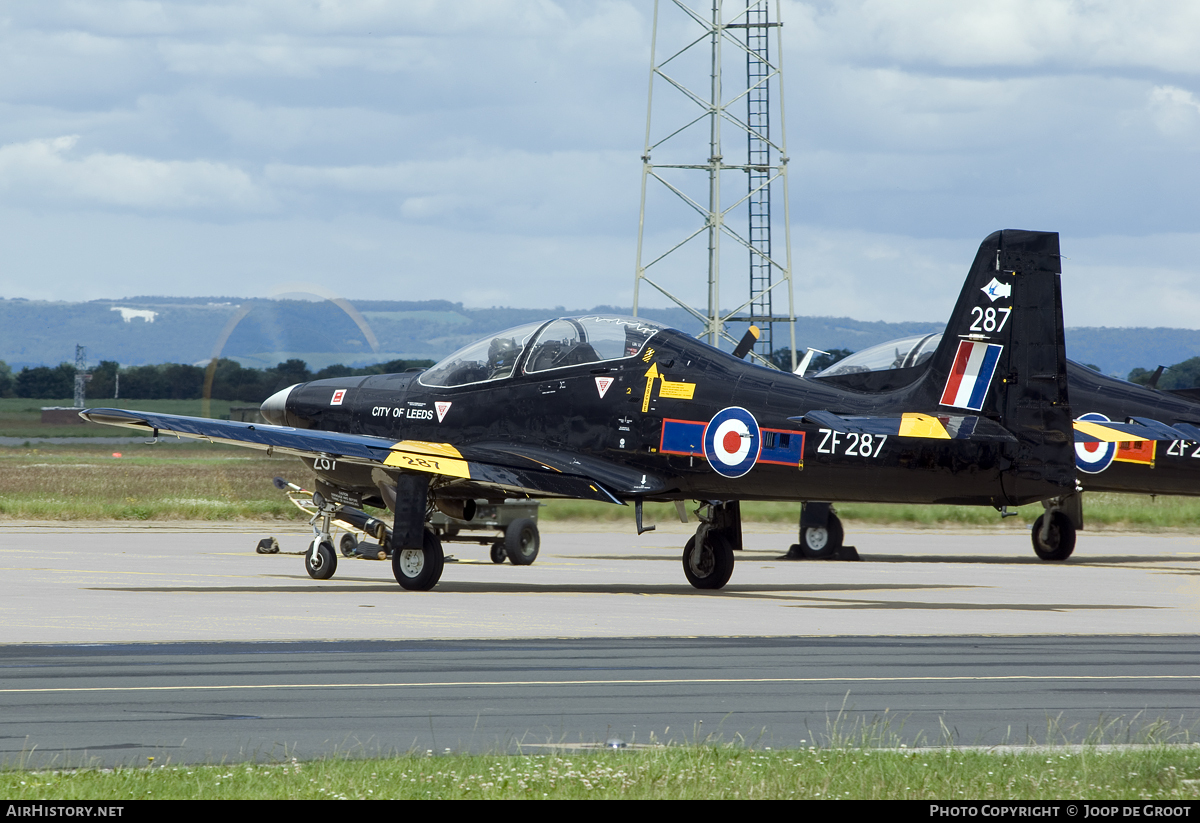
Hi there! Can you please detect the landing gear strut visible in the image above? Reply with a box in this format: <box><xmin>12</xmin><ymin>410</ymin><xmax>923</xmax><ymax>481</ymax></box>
<box><xmin>682</xmin><ymin>501</ymin><xmax>740</xmax><ymax>590</ymax></box>
<box><xmin>389</xmin><ymin>474</ymin><xmax>445</xmax><ymax>590</ymax></box>
<box><xmin>304</xmin><ymin>490</ymin><xmax>340</xmax><ymax>580</ymax></box>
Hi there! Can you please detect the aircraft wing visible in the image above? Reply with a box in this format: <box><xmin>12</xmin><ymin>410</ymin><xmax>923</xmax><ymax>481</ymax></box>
<box><xmin>80</xmin><ymin>408</ymin><xmax>632</xmax><ymax>504</ymax></box>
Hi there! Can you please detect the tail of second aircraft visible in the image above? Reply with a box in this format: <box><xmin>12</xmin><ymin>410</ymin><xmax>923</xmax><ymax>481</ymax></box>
<box><xmin>914</xmin><ymin>229</ymin><xmax>1075</xmax><ymax>504</ymax></box>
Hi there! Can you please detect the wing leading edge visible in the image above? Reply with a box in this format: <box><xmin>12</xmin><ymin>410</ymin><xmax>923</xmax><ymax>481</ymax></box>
<box><xmin>80</xmin><ymin>408</ymin><xmax>631</xmax><ymax>504</ymax></box>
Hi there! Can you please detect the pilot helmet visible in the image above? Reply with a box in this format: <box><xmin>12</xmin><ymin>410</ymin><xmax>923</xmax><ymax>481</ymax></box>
<box><xmin>488</xmin><ymin>336</ymin><xmax>519</xmax><ymax>367</ymax></box>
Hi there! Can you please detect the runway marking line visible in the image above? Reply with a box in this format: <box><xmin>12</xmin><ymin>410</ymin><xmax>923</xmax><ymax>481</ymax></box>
<box><xmin>5</xmin><ymin>674</ymin><xmax>1200</xmax><ymax>695</ymax></box>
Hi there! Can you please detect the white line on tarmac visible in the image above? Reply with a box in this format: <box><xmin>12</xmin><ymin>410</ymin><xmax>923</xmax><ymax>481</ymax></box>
<box><xmin>6</xmin><ymin>673</ymin><xmax>1200</xmax><ymax>694</ymax></box>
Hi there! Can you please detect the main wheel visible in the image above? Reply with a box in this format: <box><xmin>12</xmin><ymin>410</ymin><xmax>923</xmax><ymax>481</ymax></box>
<box><xmin>392</xmin><ymin>528</ymin><xmax>445</xmax><ymax>591</ymax></box>
<box><xmin>1031</xmin><ymin>512</ymin><xmax>1076</xmax><ymax>561</ymax></box>
<box><xmin>339</xmin><ymin>533</ymin><xmax>358</xmax><ymax>557</ymax></box>
<box><xmin>490</xmin><ymin>541</ymin><xmax>507</xmax><ymax>564</ymax></box>
<box><xmin>682</xmin><ymin>532</ymin><xmax>735</xmax><ymax>590</ymax></box>
<box><xmin>504</xmin><ymin>517</ymin><xmax>540</xmax><ymax>565</ymax></box>
<box><xmin>800</xmin><ymin>513</ymin><xmax>844</xmax><ymax>560</ymax></box>
<box><xmin>305</xmin><ymin>539</ymin><xmax>337</xmax><ymax>580</ymax></box>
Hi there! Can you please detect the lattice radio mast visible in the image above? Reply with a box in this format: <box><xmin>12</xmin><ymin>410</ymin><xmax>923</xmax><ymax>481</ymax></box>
<box><xmin>632</xmin><ymin>0</ymin><xmax>796</xmax><ymax>368</ymax></box>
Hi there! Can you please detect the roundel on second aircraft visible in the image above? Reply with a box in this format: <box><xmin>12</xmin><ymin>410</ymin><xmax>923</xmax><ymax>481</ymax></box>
<box><xmin>703</xmin><ymin>406</ymin><xmax>762</xmax><ymax>478</ymax></box>
<box><xmin>1075</xmin><ymin>411</ymin><xmax>1116</xmax><ymax>474</ymax></box>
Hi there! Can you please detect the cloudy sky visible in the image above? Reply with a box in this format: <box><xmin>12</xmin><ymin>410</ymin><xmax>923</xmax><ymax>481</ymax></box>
<box><xmin>2</xmin><ymin>0</ymin><xmax>1200</xmax><ymax>329</ymax></box>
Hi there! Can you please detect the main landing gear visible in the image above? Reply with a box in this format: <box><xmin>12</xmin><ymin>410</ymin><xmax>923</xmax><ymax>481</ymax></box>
<box><xmin>793</xmin><ymin>502</ymin><xmax>844</xmax><ymax>559</ymax></box>
<box><xmin>782</xmin><ymin>502</ymin><xmax>855</xmax><ymax>560</ymax></box>
<box><xmin>682</xmin><ymin>501</ymin><xmax>741</xmax><ymax>590</ymax></box>
<box><xmin>1031</xmin><ymin>492</ymin><xmax>1081</xmax><ymax>561</ymax></box>
<box><xmin>392</xmin><ymin>528</ymin><xmax>445</xmax><ymax>591</ymax></box>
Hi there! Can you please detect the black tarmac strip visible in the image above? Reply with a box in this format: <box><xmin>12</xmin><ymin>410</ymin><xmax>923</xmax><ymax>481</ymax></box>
<box><xmin>2</xmin><ymin>635</ymin><xmax>1199</xmax><ymax>767</ymax></box>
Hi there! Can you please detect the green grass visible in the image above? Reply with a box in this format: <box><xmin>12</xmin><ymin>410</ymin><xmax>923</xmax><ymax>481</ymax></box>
<box><xmin>3</xmin><ymin>743</ymin><xmax>1200</xmax><ymax>800</ymax></box>
<box><xmin>0</xmin><ymin>397</ymin><xmax>242</xmax><ymax>438</ymax></box>
<box><xmin>0</xmin><ymin>443</ymin><xmax>302</xmax><ymax>521</ymax></box>
<box><xmin>3</xmin><ymin>442</ymin><xmax>1200</xmax><ymax>528</ymax></box>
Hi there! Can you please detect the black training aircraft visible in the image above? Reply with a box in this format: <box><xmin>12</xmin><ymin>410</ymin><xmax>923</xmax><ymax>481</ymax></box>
<box><xmin>795</xmin><ymin>337</ymin><xmax>1200</xmax><ymax>562</ymax></box>
<box><xmin>82</xmin><ymin>229</ymin><xmax>1178</xmax><ymax>591</ymax></box>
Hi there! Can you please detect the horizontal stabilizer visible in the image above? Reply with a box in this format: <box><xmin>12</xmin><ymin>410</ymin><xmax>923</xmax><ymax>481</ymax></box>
<box><xmin>1173</xmin><ymin>422</ymin><xmax>1200</xmax><ymax>441</ymax></box>
<box><xmin>1126</xmin><ymin>416</ymin><xmax>1196</xmax><ymax>440</ymax></box>
<box><xmin>1072</xmin><ymin>418</ymin><xmax>1192</xmax><ymax>443</ymax></box>
<box><xmin>791</xmin><ymin>411</ymin><xmax>1018</xmax><ymax>442</ymax></box>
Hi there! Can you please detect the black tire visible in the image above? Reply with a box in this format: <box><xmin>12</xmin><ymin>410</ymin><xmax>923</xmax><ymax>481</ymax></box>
<box><xmin>504</xmin><ymin>518</ymin><xmax>540</xmax><ymax>566</ymax></box>
<box><xmin>305</xmin><ymin>539</ymin><xmax>337</xmax><ymax>580</ymax></box>
<box><xmin>339</xmin><ymin>533</ymin><xmax>358</xmax><ymax>557</ymax></box>
<box><xmin>799</xmin><ymin>513</ymin><xmax>844</xmax><ymax>560</ymax></box>
<box><xmin>392</xmin><ymin>528</ymin><xmax>445</xmax><ymax>591</ymax></box>
<box><xmin>490</xmin><ymin>541</ymin><xmax>507</xmax><ymax>564</ymax></box>
<box><xmin>1032</xmin><ymin>512</ymin><xmax>1076</xmax><ymax>561</ymax></box>
<box><xmin>682</xmin><ymin>531</ymin><xmax>735</xmax><ymax>590</ymax></box>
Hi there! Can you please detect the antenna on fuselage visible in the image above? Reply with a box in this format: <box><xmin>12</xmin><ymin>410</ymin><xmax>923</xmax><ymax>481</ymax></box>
<box><xmin>794</xmin><ymin>347</ymin><xmax>829</xmax><ymax>376</ymax></box>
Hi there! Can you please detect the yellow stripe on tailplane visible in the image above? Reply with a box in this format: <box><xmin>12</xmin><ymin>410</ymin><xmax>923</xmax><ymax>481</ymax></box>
<box><xmin>898</xmin><ymin>413</ymin><xmax>951</xmax><ymax>439</ymax></box>
<box><xmin>1073</xmin><ymin>420</ymin><xmax>1149</xmax><ymax>443</ymax></box>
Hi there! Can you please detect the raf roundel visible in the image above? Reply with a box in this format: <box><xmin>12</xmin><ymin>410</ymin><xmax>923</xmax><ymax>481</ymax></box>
<box><xmin>1075</xmin><ymin>412</ymin><xmax>1117</xmax><ymax>474</ymax></box>
<box><xmin>703</xmin><ymin>406</ymin><xmax>762</xmax><ymax>478</ymax></box>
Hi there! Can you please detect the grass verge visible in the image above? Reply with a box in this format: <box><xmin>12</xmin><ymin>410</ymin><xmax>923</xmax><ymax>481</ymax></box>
<box><xmin>2</xmin><ymin>443</ymin><xmax>1199</xmax><ymax>529</ymax></box>
<box><xmin>3</xmin><ymin>742</ymin><xmax>1200</xmax><ymax>800</ymax></box>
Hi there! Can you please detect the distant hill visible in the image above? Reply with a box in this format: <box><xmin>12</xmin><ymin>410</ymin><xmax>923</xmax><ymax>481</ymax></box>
<box><xmin>0</xmin><ymin>296</ymin><xmax>1195</xmax><ymax>379</ymax></box>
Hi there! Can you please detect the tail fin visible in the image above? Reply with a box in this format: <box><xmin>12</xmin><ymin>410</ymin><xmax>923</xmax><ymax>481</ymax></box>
<box><xmin>917</xmin><ymin>230</ymin><xmax>1074</xmax><ymax>503</ymax></box>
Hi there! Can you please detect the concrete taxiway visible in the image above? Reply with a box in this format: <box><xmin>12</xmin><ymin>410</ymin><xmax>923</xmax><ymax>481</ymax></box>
<box><xmin>3</xmin><ymin>522</ymin><xmax>1199</xmax><ymax>764</ymax></box>
<box><xmin>0</xmin><ymin>522</ymin><xmax>1198</xmax><ymax>643</ymax></box>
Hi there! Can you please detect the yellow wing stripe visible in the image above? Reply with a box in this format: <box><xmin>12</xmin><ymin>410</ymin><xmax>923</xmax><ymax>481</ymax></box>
<box><xmin>898</xmin><ymin>413</ymin><xmax>951</xmax><ymax>439</ymax></box>
<box><xmin>1073</xmin><ymin>420</ymin><xmax>1149</xmax><ymax>443</ymax></box>
<box><xmin>383</xmin><ymin>450</ymin><xmax>472</xmax><ymax>478</ymax></box>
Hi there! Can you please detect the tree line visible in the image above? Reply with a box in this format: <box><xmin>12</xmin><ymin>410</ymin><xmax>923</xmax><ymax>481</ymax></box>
<box><xmin>2</xmin><ymin>349</ymin><xmax>1194</xmax><ymax>402</ymax></box>
<box><xmin>0</xmin><ymin>358</ymin><xmax>434</xmax><ymax>402</ymax></box>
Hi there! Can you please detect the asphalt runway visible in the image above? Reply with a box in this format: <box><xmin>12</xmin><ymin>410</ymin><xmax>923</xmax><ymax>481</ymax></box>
<box><xmin>2</xmin><ymin>522</ymin><xmax>1199</xmax><ymax>765</ymax></box>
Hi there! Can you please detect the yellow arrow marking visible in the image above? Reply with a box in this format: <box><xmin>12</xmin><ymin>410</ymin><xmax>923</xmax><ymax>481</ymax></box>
<box><xmin>642</xmin><ymin>363</ymin><xmax>660</xmax><ymax>412</ymax></box>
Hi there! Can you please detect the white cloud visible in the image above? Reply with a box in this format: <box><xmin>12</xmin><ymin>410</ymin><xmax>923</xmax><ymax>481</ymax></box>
<box><xmin>264</xmin><ymin>148</ymin><xmax>638</xmax><ymax>231</ymax></box>
<box><xmin>1147</xmin><ymin>85</ymin><xmax>1200</xmax><ymax>138</ymax></box>
<box><xmin>0</xmin><ymin>136</ymin><xmax>270</xmax><ymax>211</ymax></box>
<box><xmin>791</xmin><ymin>0</ymin><xmax>1200</xmax><ymax>73</ymax></box>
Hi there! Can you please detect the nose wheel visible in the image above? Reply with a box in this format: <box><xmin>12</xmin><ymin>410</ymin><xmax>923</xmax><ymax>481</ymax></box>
<box><xmin>305</xmin><ymin>538</ymin><xmax>338</xmax><ymax>580</ymax></box>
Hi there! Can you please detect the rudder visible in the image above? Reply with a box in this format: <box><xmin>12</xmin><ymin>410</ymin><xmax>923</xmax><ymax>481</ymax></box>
<box><xmin>918</xmin><ymin>230</ymin><xmax>1074</xmax><ymax>504</ymax></box>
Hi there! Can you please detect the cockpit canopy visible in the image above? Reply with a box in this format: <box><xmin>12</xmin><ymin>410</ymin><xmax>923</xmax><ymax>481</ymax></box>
<box><xmin>419</xmin><ymin>315</ymin><xmax>664</xmax><ymax>388</ymax></box>
<box><xmin>815</xmin><ymin>333</ymin><xmax>942</xmax><ymax>377</ymax></box>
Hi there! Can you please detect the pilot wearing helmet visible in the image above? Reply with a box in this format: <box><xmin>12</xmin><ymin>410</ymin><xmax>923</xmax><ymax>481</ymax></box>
<box><xmin>487</xmin><ymin>336</ymin><xmax>520</xmax><ymax>379</ymax></box>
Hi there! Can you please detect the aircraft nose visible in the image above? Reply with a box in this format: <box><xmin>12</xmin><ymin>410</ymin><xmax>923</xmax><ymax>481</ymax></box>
<box><xmin>260</xmin><ymin>384</ymin><xmax>299</xmax><ymax>425</ymax></box>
